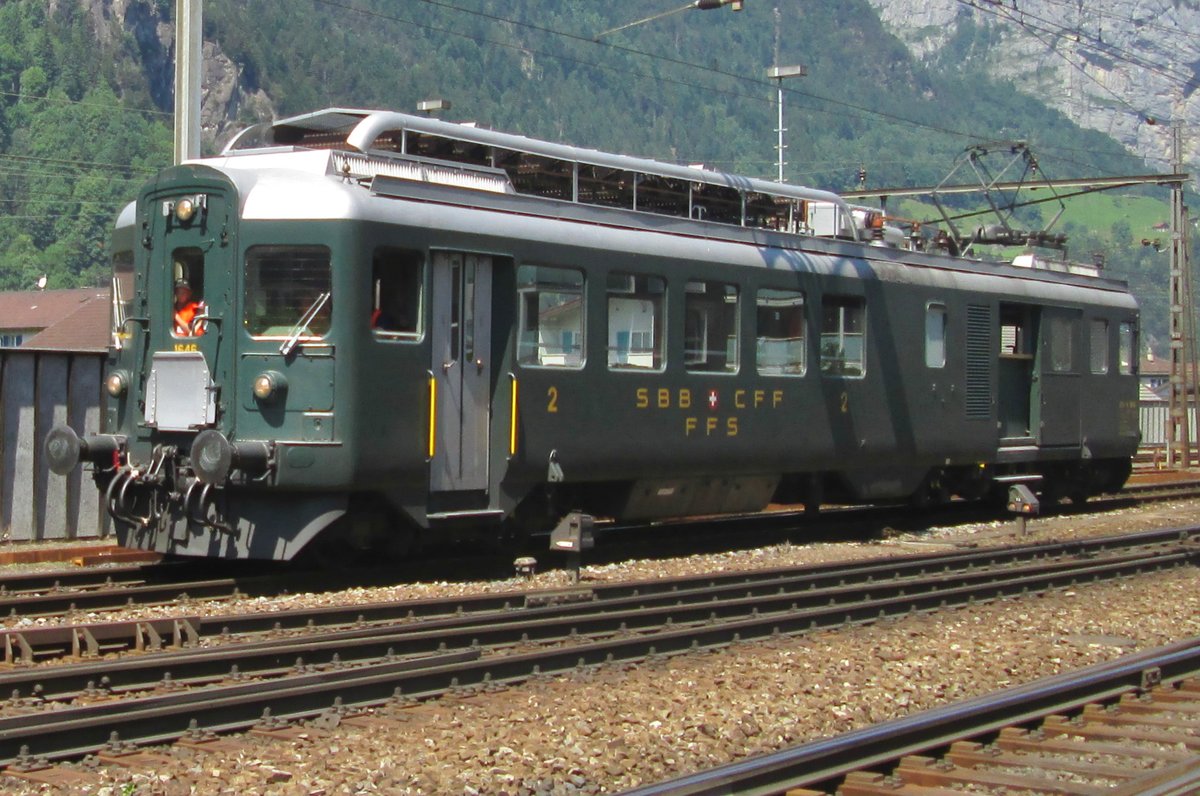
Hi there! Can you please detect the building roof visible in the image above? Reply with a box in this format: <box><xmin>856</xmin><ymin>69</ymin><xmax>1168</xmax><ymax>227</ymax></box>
<box><xmin>0</xmin><ymin>287</ymin><xmax>111</xmax><ymax>352</ymax></box>
<box><xmin>1140</xmin><ymin>354</ymin><xmax>1171</xmax><ymax>376</ymax></box>
<box><xmin>0</xmin><ymin>288</ymin><xmax>107</xmax><ymax>331</ymax></box>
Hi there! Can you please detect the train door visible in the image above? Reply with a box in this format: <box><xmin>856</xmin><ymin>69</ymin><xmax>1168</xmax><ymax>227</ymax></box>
<box><xmin>430</xmin><ymin>251</ymin><xmax>492</xmax><ymax>493</ymax></box>
<box><xmin>1034</xmin><ymin>306</ymin><xmax>1082</xmax><ymax>447</ymax></box>
<box><xmin>140</xmin><ymin>180</ymin><xmax>237</xmax><ymax>435</ymax></box>
<box><xmin>996</xmin><ymin>303</ymin><xmax>1036</xmax><ymax>442</ymax></box>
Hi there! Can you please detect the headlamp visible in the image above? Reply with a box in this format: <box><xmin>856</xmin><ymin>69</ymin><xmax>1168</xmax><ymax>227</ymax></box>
<box><xmin>175</xmin><ymin>197</ymin><xmax>196</xmax><ymax>223</ymax></box>
<box><xmin>105</xmin><ymin>370</ymin><xmax>129</xmax><ymax>398</ymax></box>
<box><xmin>253</xmin><ymin>371</ymin><xmax>287</xmax><ymax>403</ymax></box>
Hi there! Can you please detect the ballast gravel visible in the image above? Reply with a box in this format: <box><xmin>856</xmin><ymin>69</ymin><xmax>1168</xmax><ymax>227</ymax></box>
<box><xmin>3</xmin><ymin>497</ymin><xmax>1200</xmax><ymax>794</ymax></box>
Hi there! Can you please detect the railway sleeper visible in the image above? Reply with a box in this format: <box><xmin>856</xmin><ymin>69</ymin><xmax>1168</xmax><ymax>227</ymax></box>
<box><xmin>945</xmin><ymin>740</ymin><xmax>1138</xmax><ymax>782</ymax></box>
<box><xmin>892</xmin><ymin>753</ymin><xmax>1109</xmax><ymax>795</ymax></box>
<box><xmin>1041</xmin><ymin>713</ymin><xmax>1200</xmax><ymax>749</ymax></box>
<box><xmin>993</xmin><ymin>725</ymin><xmax>1192</xmax><ymax>764</ymax></box>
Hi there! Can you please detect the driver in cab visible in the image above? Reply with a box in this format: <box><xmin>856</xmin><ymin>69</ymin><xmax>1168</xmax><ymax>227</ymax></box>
<box><xmin>173</xmin><ymin>279</ymin><xmax>206</xmax><ymax>336</ymax></box>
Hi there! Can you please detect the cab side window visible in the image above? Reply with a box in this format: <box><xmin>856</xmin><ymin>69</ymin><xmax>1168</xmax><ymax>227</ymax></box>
<box><xmin>372</xmin><ymin>248</ymin><xmax>423</xmax><ymax>339</ymax></box>
<box><xmin>1090</xmin><ymin>319</ymin><xmax>1109</xmax><ymax>374</ymax></box>
<box><xmin>171</xmin><ymin>247</ymin><xmax>206</xmax><ymax>339</ymax></box>
<box><xmin>1118</xmin><ymin>321</ymin><xmax>1136</xmax><ymax>375</ymax></box>
<box><xmin>1048</xmin><ymin>315</ymin><xmax>1074</xmax><ymax>373</ymax></box>
<box><xmin>925</xmin><ymin>303</ymin><xmax>947</xmax><ymax>368</ymax></box>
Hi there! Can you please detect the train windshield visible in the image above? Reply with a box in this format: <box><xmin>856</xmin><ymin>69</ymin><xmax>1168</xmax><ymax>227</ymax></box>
<box><xmin>111</xmin><ymin>250</ymin><xmax>134</xmax><ymax>346</ymax></box>
<box><xmin>244</xmin><ymin>245</ymin><xmax>333</xmax><ymax>338</ymax></box>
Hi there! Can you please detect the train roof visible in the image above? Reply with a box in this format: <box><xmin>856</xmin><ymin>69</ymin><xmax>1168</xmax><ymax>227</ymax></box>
<box><xmin>223</xmin><ymin>108</ymin><xmax>852</xmax><ymax>217</ymax></box>
<box><xmin>122</xmin><ymin>107</ymin><xmax>1134</xmax><ymax>303</ymax></box>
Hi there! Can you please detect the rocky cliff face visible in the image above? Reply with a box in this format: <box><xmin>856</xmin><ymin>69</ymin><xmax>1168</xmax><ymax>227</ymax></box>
<box><xmin>865</xmin><ymin>0</ymin><xmax>1200</xmax><ymax>175</ymax></box>
<box><xmin>89</xmin><ymin>0</ymin><xmax>274</xmax><ymax>152</ymax></box>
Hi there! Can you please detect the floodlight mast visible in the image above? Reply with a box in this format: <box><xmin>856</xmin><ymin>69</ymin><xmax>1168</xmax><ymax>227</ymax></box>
<box><xmin>766</xmin><ymin>65</ymin><xmax>807</xmax><ymax>182</ymax></box>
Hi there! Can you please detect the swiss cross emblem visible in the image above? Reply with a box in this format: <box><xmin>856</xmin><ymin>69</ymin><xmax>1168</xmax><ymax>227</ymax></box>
<box><xmin>707</xmin><ymin>389</ymin><xmax>719</xmax><ymax>410</ymax></box>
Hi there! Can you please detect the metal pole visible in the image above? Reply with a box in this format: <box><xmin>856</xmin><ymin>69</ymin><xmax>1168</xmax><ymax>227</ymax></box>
<box><xmin>1184</xmin><ymin>192</ymin><xmax>1199</xmax><ymax>466</ymax></box>
<box><xmin>766</xmin><ymin>66</ymin><xmax>805</xmax><ymax>182</ymax></box>
<box><xmin>776</xmin><ymin>80</ymin><xmax>785</xmax><ymax>182</ymax></box>
<box><xmin>1167</xmin><ymin>125</ymin><xmax>1191</xmax><ymax>468</ymax></box>
<box><xmin>174</xmin><ymin>0</ymin><xmax>202</xmax><ymax>164</ymax></box>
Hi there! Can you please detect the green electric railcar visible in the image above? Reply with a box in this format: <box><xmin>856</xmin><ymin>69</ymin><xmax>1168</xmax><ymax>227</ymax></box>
<box><xmin>46</xmin><ymin>109</ymin><xmax>1139</xmax><ymax>559</ymax></box>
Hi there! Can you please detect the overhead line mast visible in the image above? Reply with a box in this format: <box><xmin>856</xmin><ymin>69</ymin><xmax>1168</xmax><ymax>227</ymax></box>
<box><xmin>1167</xmin><ymin>126</ymin><xmax>1196</xmax><ymax>469</ymax></box>
<box><xmin>174</xmin><ymin>0</ymin><xmax>202</xmax><ymax>164</ymax></box>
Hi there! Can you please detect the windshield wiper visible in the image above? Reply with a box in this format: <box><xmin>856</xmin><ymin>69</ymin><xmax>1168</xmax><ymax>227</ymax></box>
<box><xmin>279</xmin><ymin>292</ymin><xmax>330</xmax><ymax>356</ymax></box>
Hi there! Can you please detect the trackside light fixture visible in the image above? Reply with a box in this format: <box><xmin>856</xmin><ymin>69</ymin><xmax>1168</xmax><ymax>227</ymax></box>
<box><xmin>417</xmin><ymin>99</ymin><xmax>451</xmax><ymax>115</ymax></box>
<box><xmin>765</xmin><ymin>64</ymin><xmax>807</xmax><ymax>80</ymax></box>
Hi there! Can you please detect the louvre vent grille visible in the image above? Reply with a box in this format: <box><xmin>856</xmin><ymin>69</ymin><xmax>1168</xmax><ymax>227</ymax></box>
<box><xmin>965</xmin><ymin>304</ymin><xmax>992</xmax><ymax>420</ymax></box>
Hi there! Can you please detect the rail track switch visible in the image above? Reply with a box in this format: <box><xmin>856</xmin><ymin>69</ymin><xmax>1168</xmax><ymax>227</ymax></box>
<box><xmin>550</xmin><ymin>512</ymin><xmax>595</xmax><ymax>553</ymax></box>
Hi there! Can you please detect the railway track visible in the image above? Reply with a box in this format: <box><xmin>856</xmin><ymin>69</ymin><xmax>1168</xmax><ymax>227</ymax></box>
<box><xmin>0</xmin><ymin>527</ymin><xmax>1194</xmax><ymax>772</ymax></box>
<box><xmin>4</xmin><ymin>476</ymin><xmax>1199</xmax><ymax>622</ymax></box>
<box><xmin>625</xmin><ymin>638</ymin><xmax>1200</xmax><ymax>795</ymax></box>
<box><xmin>1</xmin><ymin>526</ymin><xmax>1193</xmax><ymax>665</ymax></box>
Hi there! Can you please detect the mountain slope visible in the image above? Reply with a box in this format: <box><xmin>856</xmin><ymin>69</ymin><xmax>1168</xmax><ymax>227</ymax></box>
<box><xmin>0</xmin><ymin>0</ymin><xmax>1172</xmax><ymax>351</ymax></box>
<box><xmin>866</xmin><ymin>0</ymin><xmax>1199</xmax><ymax>174</ymax></box>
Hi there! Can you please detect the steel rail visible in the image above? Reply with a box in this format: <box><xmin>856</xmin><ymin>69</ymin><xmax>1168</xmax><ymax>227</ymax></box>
<box><xmin>2</xmin><ymin>526</ymin><xmax>1192</xmax><ymax>663</ymax></box>
<box><xmin>618</xmin><ymin>637</ymin><xmax>1200</xmax><ymax>796</ymax></box>
<box><xmin>0</xmin><ymin>545</ymin><xmax>1181</xmax><ymax>702</ymax></box>
<box><xmin>0</xmin><ymin>541</ymin><xmax>1193</xmax><ymax>766</ymax></box>
<box><xmin>0</xmin><ymin>563</ymin><xmax>154</xmax><ymax>595</ymax></box>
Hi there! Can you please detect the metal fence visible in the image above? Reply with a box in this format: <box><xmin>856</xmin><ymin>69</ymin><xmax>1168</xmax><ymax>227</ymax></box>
<box><xmin>1138</xmin><ymin>401</ymin><xmax>1198</xmax><ymax>448</ymax></box>
<box><xmin>0</xmin><ymin>349</ymin><xmax>106</xmax><ymax>542</ymax></box>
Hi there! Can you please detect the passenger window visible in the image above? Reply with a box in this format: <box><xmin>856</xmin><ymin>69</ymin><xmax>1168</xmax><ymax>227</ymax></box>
<box><xmin>607</xmin><ymin>273</ymin><xmax>665</xmax><ymax>370</ymax></box>
<box><xmin>925</xmin><ymin>303</ymin><xmax>947</xmax><ymax>368</ymax></box>
<box><xmin>685</xmin><ymin>281</ymin><xmax>739</xmax><ymax>373</ymax></box>
<box><xmin>756</xmin><ymin>288</ymin><xmax>805</xmax><ymax>376</ymax></box>
<box><xmin>1119</xmin><ymin>321</ymin><xmax>1136</xmax><ymax>375</ymax></box>
<box><xmin>244</xmin><ymin>245</ymin><xmax>332</xmax><ymax>338</ymax></box>
<box><xmin>372</xmin><ymin>248</ymin><xmax>423</xmax><ymax>339</ymax></box>
<box><xmin>171</xmin><ymin>247</ymin><xmax>206</xmax><ymax>338</ymax></box>
<box><xmin>1090</xmin><ymin>319</ymin><xmax>1109</xmax><ymax>374</ymax></box>
<box><xmin>1049</xmin><ymin>315</ymin><xmax>1074</xmax><ymax>372</ymax></box>
<box><xmin>517</xmin><ymin>264</ymin><xmax>584</xmax><ymax>368</ymax></box>
<box><xmin>820</xmin><ymin>295</ymin><xmax>866</xmax><ymax>376</ymax></box>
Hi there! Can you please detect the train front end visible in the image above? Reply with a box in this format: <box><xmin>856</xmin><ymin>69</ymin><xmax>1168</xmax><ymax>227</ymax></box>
<box><xmin>45</xmin><ymin>162</ymin><xmax>348</xmax><ymax>559</ymax></box>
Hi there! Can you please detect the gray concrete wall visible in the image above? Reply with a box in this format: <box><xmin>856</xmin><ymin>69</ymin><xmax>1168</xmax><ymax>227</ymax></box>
<box><xmin>0</xmin><ymin>349</ymin><xmax>106</xmax><ymax>541</ymax></box>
